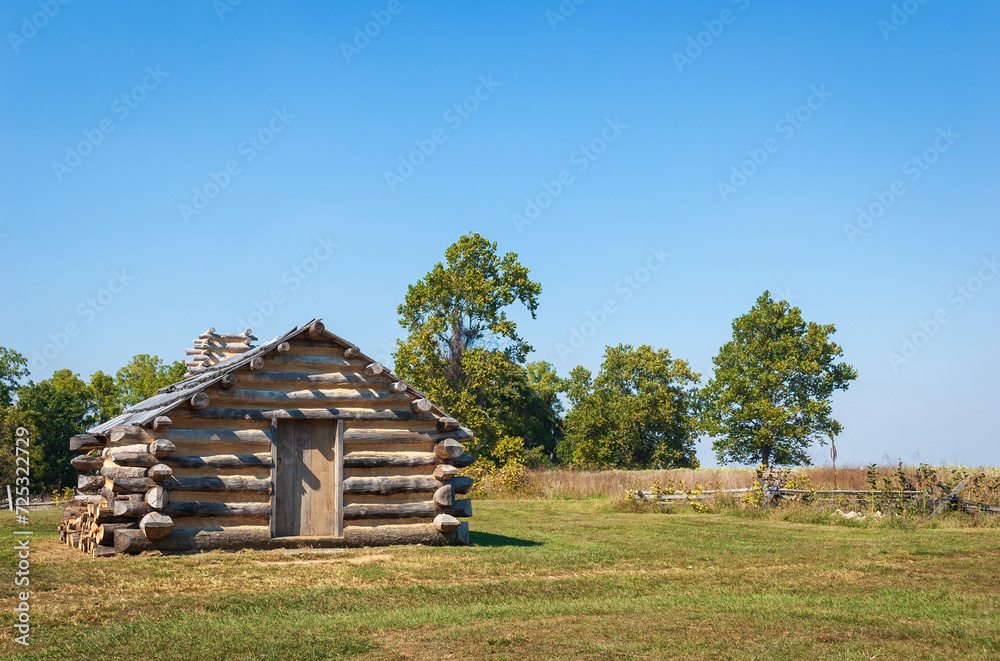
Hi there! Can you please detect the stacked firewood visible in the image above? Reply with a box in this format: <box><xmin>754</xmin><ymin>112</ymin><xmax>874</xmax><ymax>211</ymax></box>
<box><xmin>67</xmin><ymin>421</ymin><xmax>181</xmax><ymax>556</ymax></box>
<box><xmin>57</xmin><ymin>495</ymin><xmax>137</xmax><ymax>558</ymax></box>
<box><xmin>184</xmin><ymin>327</ymin><xmax>256</xmax><ymax>377</ymax></box>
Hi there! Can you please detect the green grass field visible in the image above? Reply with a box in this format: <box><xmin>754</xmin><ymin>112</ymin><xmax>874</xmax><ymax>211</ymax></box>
<box><xmin>2</xmin><ymin>501</ymin><xmax>999</xmax><ymax>660</ymax></box>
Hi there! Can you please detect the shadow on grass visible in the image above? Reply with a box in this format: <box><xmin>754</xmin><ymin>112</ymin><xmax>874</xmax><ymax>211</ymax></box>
<box><xmin>470</xmin><ymin>531</ymin><xmax>542</xmax><ymax>547</ymax></box>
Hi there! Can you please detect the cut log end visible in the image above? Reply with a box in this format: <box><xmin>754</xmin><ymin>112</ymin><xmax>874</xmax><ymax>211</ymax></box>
<box><xmin>306</xmin><ymin>320</ymin><xmax>325</xmax><ymax>337</ymax></box>
<box><xmin>434</xmin><ymin>438</ymin><xmax>464</xmax><ymax>460</ymax></box>
<box><xmin>364</xmin><ymin>362</ymin><xmax>384</xmax><ymax>377</ymax></box>
<box><xmin>139</xmin><ymin>512</ymin><xmax>174</xmax><ymax>540</ymax></box>
<box><xmin>436</xmin><ymin>416</ymin><xmax>459</xmax><ymax>432</ymax></box>
<box><xmin>77</xmin><ymin>475</ymin><xmax>105</xmax><ymax>492</ymax></box>
<box><xmin>433</xmin><ymin>484</ymin><xmax>454</xmax><ymax>508</ymax></box>
<box><xmin>152</xmin><ymin>416</ymin><xmax>172</xmax><ymax>431</ymax></box>
<box><xmin>190</xmin><ymin>393</ymin><xmax>210</xmax><ymax>409</ymax></box>
<box><xmin>410</xmin><ymin>398</ymin><xmax>433</xmax><ymax>413</ymax></box>
<box><xmin>145</xmin><ymin>486</ymin><xmax>169</xmax><ymax>509</ymax></box>
<box><xmin>433</xmin><ymin>513</ymin><xmax>461</xmax><ymax>533</ymax></box>
<box><xmin>111</xmin><ymin>424</ymin><xmax>149</xmax><ymax>445</ymax></box>
<box><xmin>148</xmin><ymin>464</ymin><xmax>173</xmax><ymax>482</ymax></box>
<box><xmin>433</xmin><ymin>464</ymin><xmax>459</xmax><ymax>480</ymax></box>
<box><xmin>70</xmin><ymin>434</ymin><xmax>105</xmax><ymax>452</ymax></box>
<box><xmin>71</xmin><ymin>454</ymin><xmax>105</xmax><ymax>471</ymax></box>
<box><xmin>149</xmin><ymin>439</ymin><xmax>177</xmax><ymax>459</ymax></box>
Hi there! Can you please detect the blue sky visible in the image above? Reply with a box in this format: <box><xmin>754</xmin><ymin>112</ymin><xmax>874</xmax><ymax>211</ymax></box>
<box><xmin>1</xmin><ymin>1</ymin><xmax>997</xmax><ymax>467</ymax></box>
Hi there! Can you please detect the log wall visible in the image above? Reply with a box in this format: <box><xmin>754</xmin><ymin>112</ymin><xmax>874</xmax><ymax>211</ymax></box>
<box><xmin>71</xmin><ymin>332</ymin><xmax>473</xmax><ymax>554</ymax></box>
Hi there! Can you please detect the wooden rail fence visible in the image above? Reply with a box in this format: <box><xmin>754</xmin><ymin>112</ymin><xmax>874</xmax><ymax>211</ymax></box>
<box><xmin>632</xmin><ymin>482</ymin><xmax>999</xmax><ymax>516</ymax></box>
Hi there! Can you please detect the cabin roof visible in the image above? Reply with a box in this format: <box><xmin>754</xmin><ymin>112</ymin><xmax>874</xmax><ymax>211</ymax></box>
<box><xmin>88</xmin><ymin>318</ymin><xmax>447</xmax><ymax>435</ymax></box>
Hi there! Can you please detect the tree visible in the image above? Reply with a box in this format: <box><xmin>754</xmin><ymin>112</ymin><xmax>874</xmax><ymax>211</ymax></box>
<box><xmin>114</xmin><ymin>355</ymin><xmax>186</xmax><ymax>409</ymax></box>
<box><xmin>523</xmin><ymin>360</ymin><xmax>567</xmax><ymax>460</ymax></box>
<box><xmin>561</xmin><ymin>344</ymin><xmax>701</xmax><ymax>469</ymax></box>
<box><xmin>525</xmin><ymin>361</ymin><xmax>567</xmax><ymax>416</ymax></box>
<box><xmin>14</xmin><ymin>370</ymin><xmax>95</xmax><ymax>491</ymax></box>
<box><xmin>699</xmin><ymin>291</ymin><xmax>858</xmax><ymax>467</ymax></box>
<box><xmin>89</xmin><ymin>370</ymin><xmax>121</xmax><ymax>423</ymax></box>
<box><xmin>0</xmin><ymin>406</ymin><xmax>31</xmax><ymax>489</ymax></box>
<box><xmin>396</xmin><ymin>232</ymin><xmax>541</xmax><ymax>371</ymax></box>
<box><xmin>0</xmin><ymin>347</ymin><xmax>29</xmax><ymax>408</ymax></box>
<box><xmin>393</xmin><ymin>233</ymin><xmax>557</xmax><ymax>466</ymax></box>
<box><xmin>0</xmin><ymin>347</ymin><xmax>29</xmax><ymax>487</ymax></box>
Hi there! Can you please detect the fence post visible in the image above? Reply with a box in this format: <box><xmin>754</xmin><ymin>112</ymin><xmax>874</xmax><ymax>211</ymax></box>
<box><xmin>6</xmin><ymin>485</ymin><xmax>12</xmax><ymax>511</ymax></box>
<box><xmin>930</xmin><ymin>480</ymin><xmax>968</xmax><ymax>519</ymax></box>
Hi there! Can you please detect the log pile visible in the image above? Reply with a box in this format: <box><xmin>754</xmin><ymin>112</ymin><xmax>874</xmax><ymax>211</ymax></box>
<box><xmin>58</xmin><ymin>495</ymin><xmax>136</xmax><ymax>557</ymax></box>
<box><xmin>67</xmin><ymin>423</ymin><xmax>181</xmax><ymax>557</ymax></box>
<box><xmin>185</xmin><ymin>327</ymin><xmax>256</xmax><ymax>376</ymax></box>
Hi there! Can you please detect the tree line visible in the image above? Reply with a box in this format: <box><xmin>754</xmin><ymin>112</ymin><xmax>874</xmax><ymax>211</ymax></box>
<box><xmin>0</xmin><ymin>352</ymin><xmax>185</xmax><ymax>492</ymax></box>
<box><xmin>392</xmin><ymin>234</ymin><xmax>857</xmax><ymax>474</ymax></box>
<box><xmin>0</xmin><ymin>232</ymin><xmax>857</xmax><ymax>493</ymax></box>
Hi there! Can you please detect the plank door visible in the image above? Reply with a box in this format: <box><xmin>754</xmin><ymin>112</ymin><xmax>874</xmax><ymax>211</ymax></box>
<box><xmin>272</xmin><ymin>418</ymin><xmax>343</xmax><ymax>537</ymax></box>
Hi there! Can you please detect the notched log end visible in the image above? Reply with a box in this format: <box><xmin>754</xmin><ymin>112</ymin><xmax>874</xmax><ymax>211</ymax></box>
<box><xmin>434</xmin><ymin>438</ymin><xmax>464</xmax><ymax>460</ymax></box>
<box><xmin>436</xmin><ymin>416</ymin><xmax>459</xmax><ymax>432</ymax></box>
<box><xmin>306</xmin><ymin>320</ymin><xmax>325</xmax><ymax>337</ymax></box>
<box><xmin>139</xmin><ymin>512</ymin><xmax>174</xmax><ymax>540</ymax></box>
<box><xmin>70</xmin><ymin>434</ymin><xmax>105</xmax><ymax>451</ymax></box>
<box><xmin>433</xmin><ymin>513</ymin><xmax>461</xmax><ymax>533</ymax></box>
<box><xmin>410</xmin><ymin>398</ymin><xmax>433</xmax><ymax>413</ymax></box>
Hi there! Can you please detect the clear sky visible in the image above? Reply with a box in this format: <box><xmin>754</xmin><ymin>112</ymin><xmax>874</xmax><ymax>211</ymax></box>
<box><xmin>1</xmin><ymin>1</ymin><xmax>997</xmax><ymax>467</ymax></box>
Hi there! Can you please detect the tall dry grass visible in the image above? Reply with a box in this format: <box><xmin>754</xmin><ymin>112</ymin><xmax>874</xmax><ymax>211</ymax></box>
<box><xmin>473</xmin><ymin>464</ymin><xmax>1000</xmax><ymax>503</ymax></box>
<box><xmin>517</xmin><ymin>468</ymin><xmax>753</xmax><ymax>499</ymax></box>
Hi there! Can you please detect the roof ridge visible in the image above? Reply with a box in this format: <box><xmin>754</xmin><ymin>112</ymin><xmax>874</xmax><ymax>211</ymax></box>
<box><xmin>87</xmin><ymin>317</ymin><xmax>455</xmax><ymax>435</ymax></box>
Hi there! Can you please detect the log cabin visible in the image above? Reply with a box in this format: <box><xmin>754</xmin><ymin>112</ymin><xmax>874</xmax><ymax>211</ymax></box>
<box><xmin>62</xmin><ymin>319</ymin><xmax>474</xmax><ymax>556</ymax></box>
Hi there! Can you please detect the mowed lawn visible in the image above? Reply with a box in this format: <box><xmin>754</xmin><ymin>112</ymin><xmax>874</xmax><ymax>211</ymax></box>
<box><xmin>2</xmin><ymin>500</ymin><xmax>999</xmax><ymax>660</ymax></box>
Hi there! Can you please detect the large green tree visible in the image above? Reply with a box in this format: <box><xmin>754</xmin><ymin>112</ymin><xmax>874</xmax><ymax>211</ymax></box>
<box><xmin>114</xmin><ymin>354</ymin><xmax>186</xmax><ymax>409</ymax></box>
<box><xmin>14</xmin><ymin>369</ymin><xmax>95</xmax><ymax>491</ymax></box>
<box><xmin>699</xmin><ymin>292</ymin><xmax>858</xmax><ymax>467</ymax></box>
<box><xmin>392</xmin><ymin>233</ymin><xmax>560</xmax><ymax>466</ymax></box>
<box><xmin>562</xmin><ymin>344</ymin><xmax>701</xmax><ymax>469</ymax></box>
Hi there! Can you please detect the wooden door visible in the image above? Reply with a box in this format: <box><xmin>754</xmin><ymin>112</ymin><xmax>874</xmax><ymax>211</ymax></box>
<box><xmin>272</xmin><ymin>419</ymin><xmax>343</xmax><ymax>537</ymax></box>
